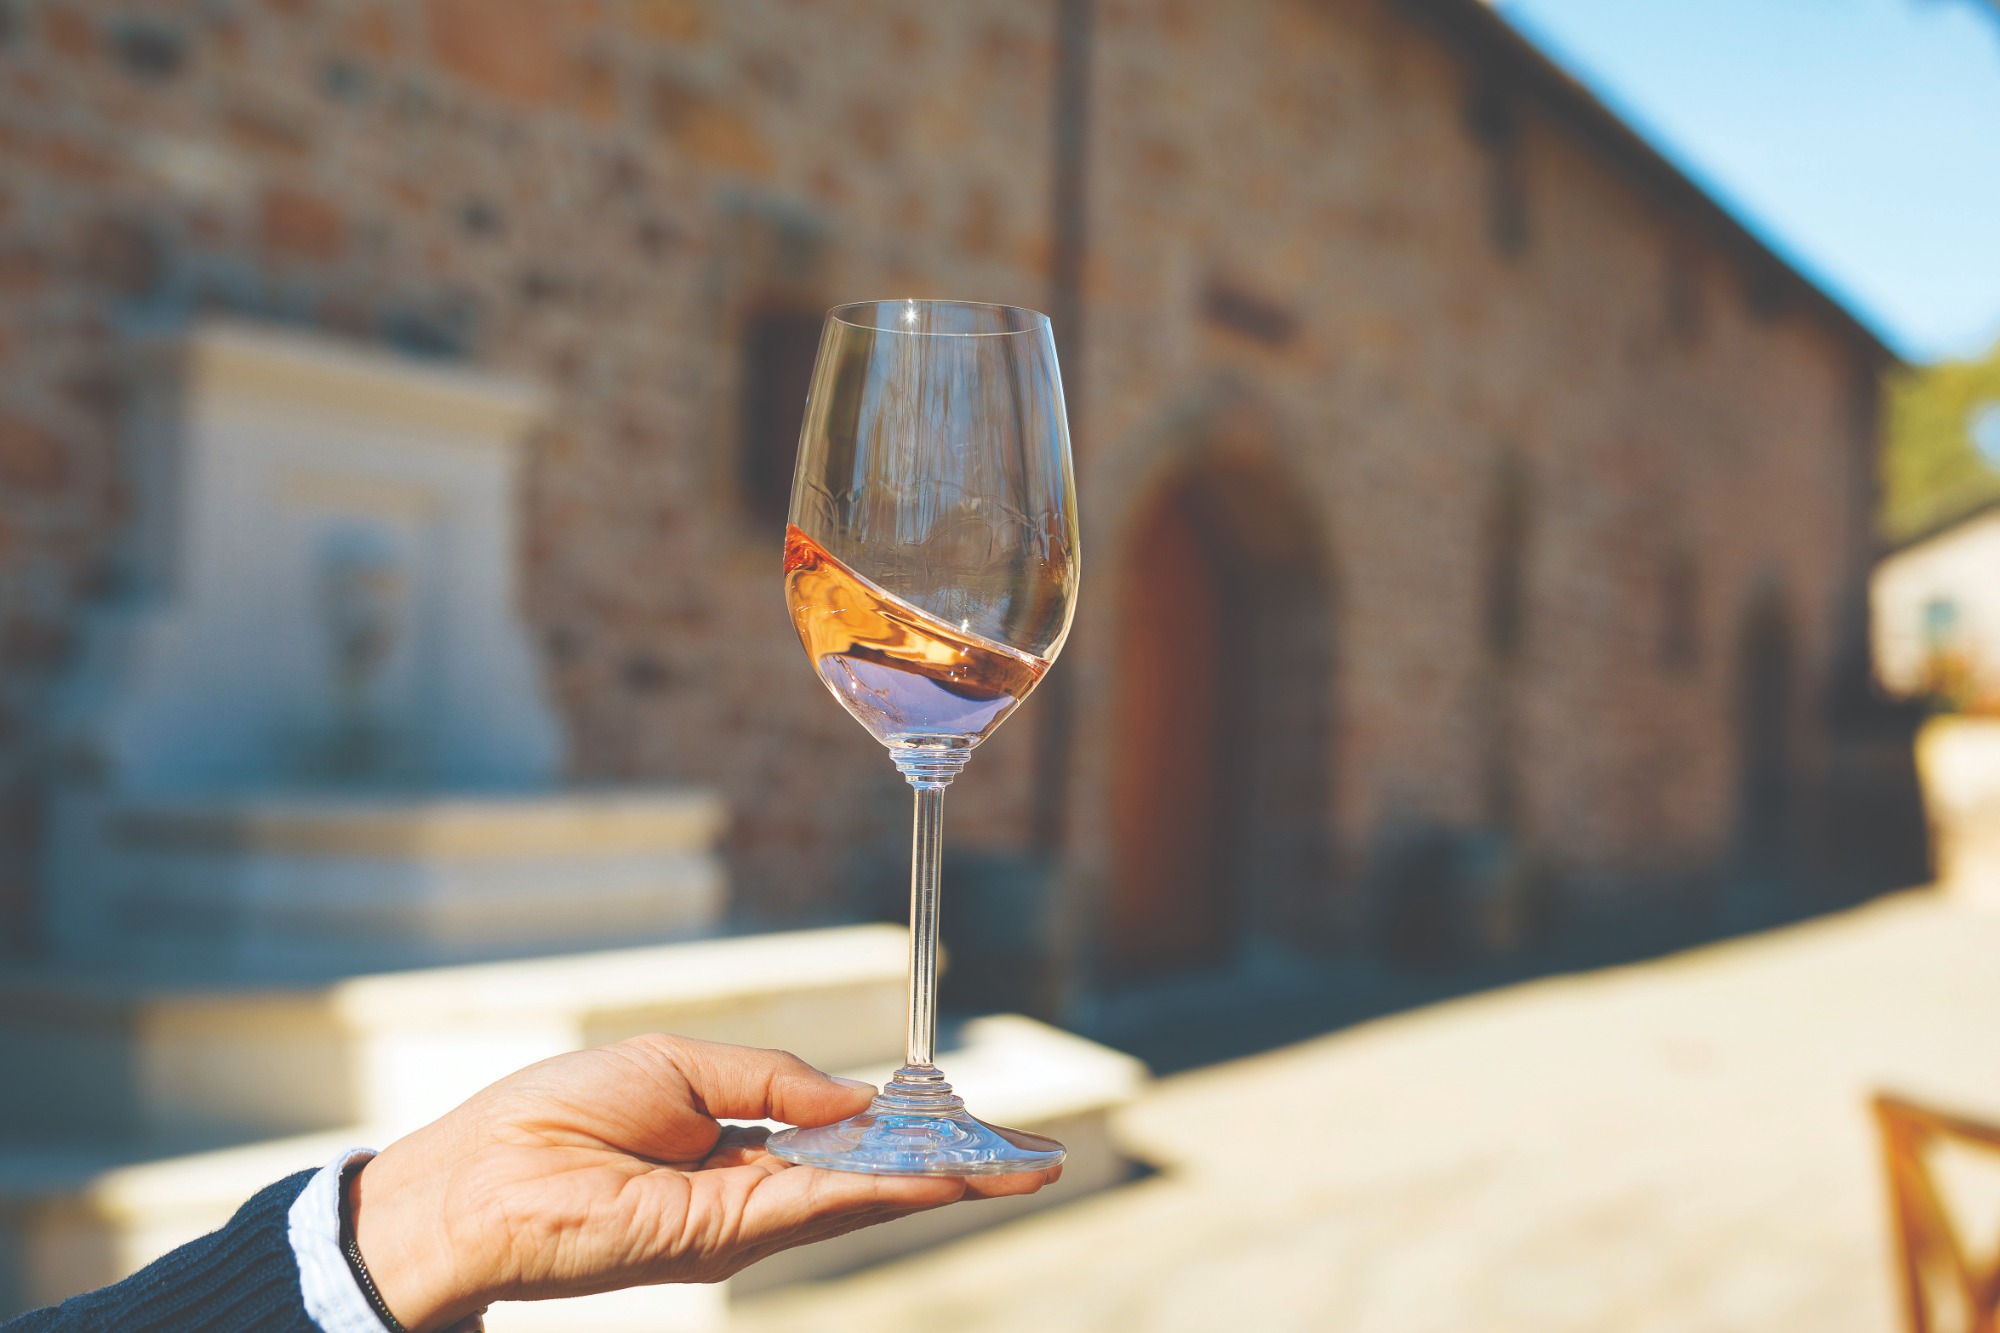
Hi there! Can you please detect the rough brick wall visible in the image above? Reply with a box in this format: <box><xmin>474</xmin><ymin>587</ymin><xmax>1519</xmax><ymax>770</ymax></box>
<box><xmin>0</xmin><ymin>0</ymin><xmax>1880</xmax><ymax>954</ymax></box>
<box><xmin>0</xmin><ymin>0</ymin><xmax>1058</xmax><ymax>942</ymax></box>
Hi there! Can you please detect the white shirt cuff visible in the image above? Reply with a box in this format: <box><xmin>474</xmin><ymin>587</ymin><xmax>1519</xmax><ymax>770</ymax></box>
<box><xmin>288</xmin><ymin>1146</ymin><xmax>392</xmax><ymax>1333</ymax></box>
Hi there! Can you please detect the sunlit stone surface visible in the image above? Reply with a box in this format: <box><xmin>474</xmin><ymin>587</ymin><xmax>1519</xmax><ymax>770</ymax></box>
<box><xmin>43</xmin><ymin>322</ymin><xmax>724</xmax><ymax>965</ymax></box>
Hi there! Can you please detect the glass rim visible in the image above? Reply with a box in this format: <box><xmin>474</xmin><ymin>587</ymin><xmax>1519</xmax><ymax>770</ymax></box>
<box><xmin>827</xmin><ymin>299</ymin><xmax>1052</xmax><ymax>339</ymax></box>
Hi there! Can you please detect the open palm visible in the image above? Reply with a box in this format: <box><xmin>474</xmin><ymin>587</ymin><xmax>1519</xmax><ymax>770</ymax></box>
<box><xmin>351</xmin><ymin>1035</ymin><xmax>1060</xmax><ymax>1330</ymax></box>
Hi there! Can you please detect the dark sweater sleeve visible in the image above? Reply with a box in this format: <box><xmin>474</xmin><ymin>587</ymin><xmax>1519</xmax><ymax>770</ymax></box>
<box><xmin>2</xmin><ymin>1169</ymin><xmax>320</xmax><ymax>1332</ymax></box>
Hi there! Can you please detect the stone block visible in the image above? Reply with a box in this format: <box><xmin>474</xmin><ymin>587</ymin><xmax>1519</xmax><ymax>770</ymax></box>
<box><xmin>650</xmin><ymin>78</ymin><xmax>775</xmax><ymax>176</ymax></box>
<box><xmin>0</xmin><ymin>416</ymin><xmax>69</xmax><ymax>493</ymax></box>
<box><xmin>0</xmin><ymin>1131</ymin><xmax>361</xmax><ymax>1316</ymax></box>
<box><xmin>0</xmin><ymin>923</ymin><xmax>911</xmax><ymax>1145</ymax></box>
<box><xmin>258</xmin><ymin>188</ymin><xmax>344</xmax><ymax>262</ymax></box>
<box><xmin>66</xmin><ymin>789</ymin><xmax>727</xmax><ymax>971</ymax></box>
<box><xmin>38</xmin><ymin>9</ymin><xmax>93</xmax><ymax>61</ymax></box>
<box><xmin>1917</xmin><ymin>717</ymin><xmax>2000</xmax><ymax>906</ymax></box>
<box><xmin>426</xmin><ymin>0</ymin><xmax>568</xmax><ymax>106</ymax></box>
<box><xmin>629</xmin><ymin>0</ymin><xmax>707</xmax><ymax>43</ymax></box>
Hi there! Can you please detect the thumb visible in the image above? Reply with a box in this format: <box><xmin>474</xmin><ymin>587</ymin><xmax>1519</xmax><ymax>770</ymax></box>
<box><xmin>628</xmin><ymin>1034</ymin><xmax>877</xmax><ymax>1128</ymax></box>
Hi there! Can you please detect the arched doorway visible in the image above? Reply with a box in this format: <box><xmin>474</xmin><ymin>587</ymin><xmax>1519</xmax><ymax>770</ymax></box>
<box><xmin>1104</xmin><ymin>462</ymin><xmax>1336</xmax><ymax>984</ymax></box>
<box><xmin>1106</xmin><ymin>487</ymin><xmax>1229</xmax><ymax>980</ymax></box>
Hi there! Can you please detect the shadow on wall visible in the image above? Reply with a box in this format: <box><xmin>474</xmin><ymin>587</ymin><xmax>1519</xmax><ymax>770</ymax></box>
<box><xmin>1358</xmin><ymin>582</ymin><xmax>1930</xmax><ymax>977</ymax></box>
<box><xmin>955</xmin><ymin>575</ymin><xmax>1931</xmax><ymax>1079</ymax></box>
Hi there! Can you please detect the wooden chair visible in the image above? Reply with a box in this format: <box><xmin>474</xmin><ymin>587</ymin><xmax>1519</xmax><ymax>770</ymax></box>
<box><xmin>1875</xmin><ymin>1094</ymin><xmax>2000</xmax><ymax>1333</ymax></box>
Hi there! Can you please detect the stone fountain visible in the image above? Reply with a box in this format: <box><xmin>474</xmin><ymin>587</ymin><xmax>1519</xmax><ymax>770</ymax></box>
<box><xmin>41</xmin><ymin>321</ymin><xmax>723</xmax><ymax>972</ymax></box>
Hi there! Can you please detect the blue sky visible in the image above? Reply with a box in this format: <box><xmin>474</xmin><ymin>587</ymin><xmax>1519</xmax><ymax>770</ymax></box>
<box><xmin>1491</xmin><ymin>0</ymin><xmax>2000</xmax><ymax>363</ymax></box>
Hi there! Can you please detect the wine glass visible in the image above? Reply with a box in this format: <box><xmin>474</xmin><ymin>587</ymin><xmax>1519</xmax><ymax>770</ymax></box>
<box><xmin>765</xmin><ymin>299</ymin><xmax>1079</xmax><ymax>1175</ymax></box>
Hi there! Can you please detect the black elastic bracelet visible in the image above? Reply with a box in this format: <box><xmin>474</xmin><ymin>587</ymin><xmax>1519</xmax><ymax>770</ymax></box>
<box><xmin>339</xmin><ymin>1161</ymin><xmax>414</xmax><ymax>1333</ymax></box>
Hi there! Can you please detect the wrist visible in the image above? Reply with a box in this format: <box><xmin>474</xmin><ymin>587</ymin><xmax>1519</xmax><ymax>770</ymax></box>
<box><xmin>347</xmin><ymin>1138</ymin><xmax>488</xmax><ymax>1332</ymax></box>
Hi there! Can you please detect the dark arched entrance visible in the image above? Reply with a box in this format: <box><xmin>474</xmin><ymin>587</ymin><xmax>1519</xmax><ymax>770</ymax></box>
<box><xmin>1733</xmin><ymin>586</ymin><xmax>1795</xmax><ymax>892</ymax></box>
<box><xmin>1105</xmin><ymin>462</ymin><xmax>1336</xmax><ymax>984</ymax></box>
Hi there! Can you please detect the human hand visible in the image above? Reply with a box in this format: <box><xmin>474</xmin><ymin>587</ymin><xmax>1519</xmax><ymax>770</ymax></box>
<box><xmin>348</xmin><ymin>1035</ymin><xmax>1060</xmax><ymax>1331</ymax></box>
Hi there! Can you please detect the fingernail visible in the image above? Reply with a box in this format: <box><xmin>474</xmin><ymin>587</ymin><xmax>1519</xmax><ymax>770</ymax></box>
<box><xmin>830</xmin><ymin>1075</ymin><xmax>877</xmax><ymax>1091</ymax></box>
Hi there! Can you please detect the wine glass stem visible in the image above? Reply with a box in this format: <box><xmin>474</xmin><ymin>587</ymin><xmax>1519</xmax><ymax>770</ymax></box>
<box><xmin>906</xmin><ymin>781</ymin><xmax>944</xmax><ymax>1069</ymax></box>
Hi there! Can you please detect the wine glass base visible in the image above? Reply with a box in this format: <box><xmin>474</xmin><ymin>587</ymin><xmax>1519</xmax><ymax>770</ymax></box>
<box><xmin>766</xmin><ymin>1108</ymin><xmax>1065</xmax><ymax>1176</ymax></box>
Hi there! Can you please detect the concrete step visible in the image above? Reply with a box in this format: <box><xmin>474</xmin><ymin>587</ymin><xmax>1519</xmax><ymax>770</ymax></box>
<box><xmin>52</xmin><ymin>788</ymin><xmax>729</xmax><ymax>971</ymax></box>
<box><xmin>0</xmin><ymin>924</ymin><xmax>910</xmax><ymax>1145</ymax></box>
<box><xmin>0</xmin><ymin>1129</ymin><xmax>363</xmax><ymax>1321</ymax></box>
<box><xmin>0</xmin><ymin>1014</ymin><xmax>1146</xmax><ymax>1329</ymax></box>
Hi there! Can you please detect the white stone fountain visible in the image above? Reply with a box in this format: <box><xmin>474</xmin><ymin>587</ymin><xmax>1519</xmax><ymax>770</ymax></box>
<box><xmin>42</xmin><ymin>321</ymin><xmax>723</xmax><ymax>971</ymax></box>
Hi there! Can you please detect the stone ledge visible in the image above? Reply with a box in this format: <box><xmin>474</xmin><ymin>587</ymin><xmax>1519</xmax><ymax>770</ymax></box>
<box><xmin>0</xmin><ymin>922</ymin><xmax>907</xmax><ymax>1016</ymax></box>
<box><xmin>110</xmin><ymin>788</ymin><xmax>726</xmax><ymax>859</ymax></box>
<box><xmin>0</xmin><ymin>926</ymin><xmax>913</xmax><ymax>1143</ymax></box>
<box><xmin>1918</xmin><ymin>717</ymin><xmax>2000</xmax><ymax>906</ymax></box>
<box><xmin>158</xmin><ymin>319</ymin><xmax>549</xmax><ymax>446</ymax></box>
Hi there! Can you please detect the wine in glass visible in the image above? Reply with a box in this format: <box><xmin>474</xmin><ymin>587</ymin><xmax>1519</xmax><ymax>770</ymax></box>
<box><xmin>765</xmin><ymin>299</ymin><xmax>1079</xmax><ymax>1175</ymax></box>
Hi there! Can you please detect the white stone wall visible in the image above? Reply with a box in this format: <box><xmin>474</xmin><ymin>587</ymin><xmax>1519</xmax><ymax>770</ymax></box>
<box><xmin>1873</xmin><ymin>507</ymin><xmax>2000</xmax><ymax>701</ymax></box>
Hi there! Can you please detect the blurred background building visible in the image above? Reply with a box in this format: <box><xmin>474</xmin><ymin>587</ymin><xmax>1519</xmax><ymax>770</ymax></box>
<box><xmin>1874</xmin><ymin>340</ymin><xmax>2000</xmax><ymax>715</ymax></box>
<box><xmin>0</xmin><ymin>0</ymin><xmax>1927</xmax><ymax>997</ymax></box>
<box><xmin>0</xmin><ymin>0</ymin><xmax>1988</xmax><ymax>1326</ymax></box>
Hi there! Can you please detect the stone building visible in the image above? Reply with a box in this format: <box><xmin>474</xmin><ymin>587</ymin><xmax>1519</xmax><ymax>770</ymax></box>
<box><xmin>1874</xmin><ymin>501</ymin><xmax>2000</xmax><ymax>712</ymax></box>
<box><xmin>0</xmin><ymin>0</ymin><xmax>1903</xmax><ymax>985</ymax></box>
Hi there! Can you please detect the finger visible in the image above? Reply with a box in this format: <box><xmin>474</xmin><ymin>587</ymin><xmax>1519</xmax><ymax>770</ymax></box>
<box><xmin>745</xmin><ymin>1199</ymin><xmax>940</xmax><ymax>1254</ymax></box>
<box><xmin>648</xmin><ymin>1159</ymin><xmax>1056</xmax><ymax>1278</ymax></box>
<box><xmin>960</xmin><ymin>1164</ymin><xmax>1063</xmax><ymax>1199</ymax></box>
<box><xmin>742</xmin><ymin>1161</ymin><xmax>1056</xmax><ymax>1217</ymax></box>
<box><xmin>685</xmin><ymin>1201</ymin><xmax>948</xmax><ymax>1283</ymax></box>
<box><xmin>722</xmin><ymin>1160</ymin><xmax>969</xmax><ymax>1246</ymax></box>
<box><xmin>503</xmin><ymin>1040</ymin><xmax>874</xmax><ymax>1165</ymax></box>
<box><xmin>633</xmin><ymin>1035</ymin><xmax>878</xmax><ymax>1128</ymax></box>
<box><xmin>623</xmin><ymin>1159</ymin><xmax>960</xmax><ymax>1275</ymax></box>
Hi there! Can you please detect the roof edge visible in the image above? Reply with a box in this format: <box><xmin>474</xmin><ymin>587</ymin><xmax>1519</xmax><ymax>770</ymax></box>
<box><xmin>1400</xmin><ymin>0</ymin><xmax>1900</xmax><ymax>366</ymax></box>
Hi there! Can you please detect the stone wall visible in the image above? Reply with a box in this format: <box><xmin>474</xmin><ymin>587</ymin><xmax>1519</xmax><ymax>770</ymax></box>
<box><xmin>0</xmin><ymin>0</ymin><xmax>1884</xmax><ymax>951</ymax></box>
<box><xmin>1065</xmin><ymin>0</ymin><xmax>1882</xmax><ymax>923</ymax></box>
<box><xmin>0</xmin><ymin>0</ymin><xmax>1061</xmax><ymax>940</ymax></box>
